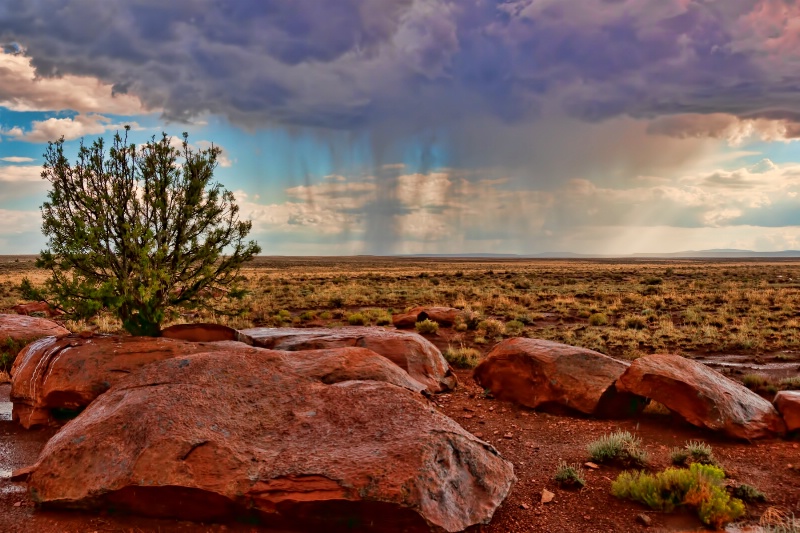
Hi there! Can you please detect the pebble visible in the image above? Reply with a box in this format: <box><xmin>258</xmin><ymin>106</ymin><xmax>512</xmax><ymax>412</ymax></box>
<box><xmin>541</xmin><ymin>489</ymin><xmax>555</xmax><ymax>504</ymax></box>
<box><xmin>637</xmin><ymin>513</ymin><xmax>652</xmax><ymax>526</ymax></box>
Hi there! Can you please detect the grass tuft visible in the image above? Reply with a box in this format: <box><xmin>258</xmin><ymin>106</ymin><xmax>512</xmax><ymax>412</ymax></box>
<box><xmin>586</xmin><ymin>430</ymin><xmax>648</xmax><ymax>467</ymax></box>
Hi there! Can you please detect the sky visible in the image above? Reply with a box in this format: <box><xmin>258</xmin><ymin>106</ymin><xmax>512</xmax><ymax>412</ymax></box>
<box><xmin>1</xmin><ymin>0</ymin><xmax>800</xmax><ymax>256</ymax></box>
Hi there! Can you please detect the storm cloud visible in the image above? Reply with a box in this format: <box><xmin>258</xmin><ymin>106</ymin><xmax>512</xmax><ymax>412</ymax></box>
<box><xmin>3</xmin><ymin>0</ymin><xmax>800</xmax><ymax>130</ymax></box>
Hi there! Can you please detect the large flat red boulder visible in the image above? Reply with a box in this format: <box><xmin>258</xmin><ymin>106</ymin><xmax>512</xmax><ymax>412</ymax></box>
<box><xmin>393</xmin><ymin>306</ymin><xmax>462</xmax><ymax>329</ymax></box>
<box><xmin>10</xmin><ymin>334</ymin><xmax>243</xmax><ymax>428</ymax></box>
<box><xmin>161</xmin><ymin>323</ymin><xmax>254</xmax><ymax>344</ymax></box>
<box><xmin>241</xmin><ymin>327</ymin><xmax>457</xmax><ymax>393</ymax></box>
<box><xmin>0</xmin><ymin>313</ymin><xmax>68</xmax><ymax>345</ymax></box>
<box><xmin>774</xmin><ymin>391</ymin><xmax>800</xmax><ymax>432</ymax></box>
<box><xmin>25</xmin><ymin>349</ymin><xmax>515</xmax><ymax>532</ymax></box>
<box><xmin>473</xmin><ymin>338</ymin><xmax>642</xmax><ymax>416</ymax></box>
<box><xmin>617</xmin><ymin>353</ymin><xmax>786</xmax><ymax>439</ymax></box>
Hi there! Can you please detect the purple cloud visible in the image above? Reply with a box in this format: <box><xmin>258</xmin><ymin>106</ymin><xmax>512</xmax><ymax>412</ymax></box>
<box><xmin>2</xmin><ymin>0</ymin><xmax>799</xmax><ymax>131</ymax></box>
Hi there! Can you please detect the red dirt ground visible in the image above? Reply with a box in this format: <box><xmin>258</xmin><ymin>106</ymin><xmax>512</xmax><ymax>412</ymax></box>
<box><xmin>2</xmin><ymin>365</ymin><xmax>799</xmax><ymax>533</ymax></box>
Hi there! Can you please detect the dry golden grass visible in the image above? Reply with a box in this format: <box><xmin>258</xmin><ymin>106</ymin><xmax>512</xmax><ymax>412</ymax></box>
<box><xmin>6</xmin><ymin>256</ymin><xmax>800</xmax><ymax>360</ymax></box>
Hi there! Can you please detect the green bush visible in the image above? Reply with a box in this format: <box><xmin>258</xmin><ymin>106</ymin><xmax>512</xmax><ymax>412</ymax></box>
<box><xmin>554</xmin><ymin>461</ymin><xmax>586</xmax><ymax>488</ymax></box>
<box><xmin>415</xmin><ymin>319</ymin><xmax>439</xmax><ymax>335</ymax></box>
<box><xmin>733</xmin><ymin>483</ymin><xmax>766</xmax><ymax>503</ymax></box>
<box><xmin>588</xmin><ymin>313</ymin><xmax>608</xmax><ymax>326</ymax></box>
<box><xmin>611</xmin><ymin>463</ymin><xmax>745</xmax><ymax>529</ymax></box>
<box><xmin>0</xmin><ymin>337</ymin><xmax>26</xmax><ymax>373</ymax></box>
<box><xmin>504</xmin><ymin>319</ymin><xmax>525</xmax><ymax>337</ymax></box>
<box><xmin>477</xmin><ymin>318</ymin><xmax>505</xmax><ymax>338</ymax></box>
<box><xmin>443</xmin><ymin>345</ymin><xmax>482</xmax><ymax>369</ymax></box>
<box><xmin>671</xmin><ymin>441</ymin><xmax>718</xmax><ymax>467</ymax></box>
<box><xmin>621</xmin><ymin>314</ymin><xmax>647</xmax><ymax>330</ymax></box>
<box><xmin>347</xmin><ymin>312</ymin><xmax>368</xmax><ymax>326</ymax></box>
<box><xmin>299</xmin><ymin>310</ymin><xmax>317</xmax><ymax>322</ymax></box>
<box><xmin>587</xmin><ymin>430</ymin><xmax>648</xmax><ymax>467</ymax></box>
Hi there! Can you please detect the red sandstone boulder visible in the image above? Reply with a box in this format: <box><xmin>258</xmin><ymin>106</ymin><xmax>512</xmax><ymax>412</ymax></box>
<box><xmin>10</xmin><ymin>335</ymin><xmax>243</xmax><ymax>428</ymax></box>
<box><xmin>774</xmin><ymin>391</ymin><xmax>800</xmax><ymax>432</ymax></box>
<box><xmin>0</xmin><ymin>313</ymin><xmax>68</xmax><ymax>346</ymax></box>
<box><xmin>241</xmin><ymin>327</ymin><xmax>457</xmax><ymax>393</ymax></box>
<box><xmin>11</xmin><ymin>302</ymin><xmax>64</xmax><ymax>318</ymax></box>
<box><xmin>616</xmin><ymin>354</ymin><xmax>786</xmax><ymax>439</ymax></box>
<box><xmin>473</xmin><ymin>338</ymin><xmax>643</xmax><ymax>416</ymax></box>
<box><xmin>26</xmin><ymin>349</ymin><xmax>515</xmax><ymax>532</ymax></box>
<box><xmin>161</xmin><ymin>323</ymin><xmax>254</xmax><ymax>344</ymax></box>
<box><xmin>393</xmin><ymin>306</ymin><xmax>462</xmax><ymax>329</ymax></box>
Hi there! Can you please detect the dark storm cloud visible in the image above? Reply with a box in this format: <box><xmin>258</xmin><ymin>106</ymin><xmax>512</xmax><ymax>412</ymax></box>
<box><xmin>3</xmin><ymin>0</ymin><xmax>800</xmax><ymax>129</ymax></box>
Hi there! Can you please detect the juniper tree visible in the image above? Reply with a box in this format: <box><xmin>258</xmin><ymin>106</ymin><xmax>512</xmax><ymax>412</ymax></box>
<box><xmin>36</xmin><ymin>127</ymin><xmax>261</xmax><ymax>336</ymax></box>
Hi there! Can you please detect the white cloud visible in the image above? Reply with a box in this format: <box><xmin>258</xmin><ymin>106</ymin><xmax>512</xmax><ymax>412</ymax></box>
<box><xmin>0</xmin><ymin>209</ymin><xmax>40</xmax><ymax>234</ymax></box>
<box><xmin>0</xmin><ymin>53</ymin><xmax>148</xmax><ymax>114</ymax></box>
<box><xmin>0</xmin><ymin>156</ymin><xmax>34</xmax><ymax>163</ymax></box>
<box><xmin>5</xmin><ymin>113</ymin><xmax>139</xmax><ymax>143</ymax></box>
<box><xmin>0</xmin><ymin>165</ymin><xmax>42</xmax><ymax>182</ymax></box>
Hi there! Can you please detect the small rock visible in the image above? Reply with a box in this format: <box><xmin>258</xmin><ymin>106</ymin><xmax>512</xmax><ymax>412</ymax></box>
<box><xmin>637</xmin><ymin>513</ymin><xmax>652</xmax><ymax>526</ymax></box>
<box><xmin>541</xmin><ymin>489</ymin><xmax>555</xmax><ymax>504</ymax></box>
<box><xmin>583</xmin><ymin>515</ymin><xmax>591</xmax><ymax>520</ymax></box>
<box><xmin>584</xmin><ymin>462</ymin><xmax>599</xmax><ymax>469</ymax></box>
<box><xmin>520</xmin><ymin>503</ymin><xmax>530</xmax><ymax>510</ymax></box>
<box><xmin>13</xmin><ymin>501</ymin><xmax>22</xmax><ymax>507</ymax></box>
<box><xmin>463</xmin><ymin>414</ymin><xmax>474</xmax><ymax>419</ymax></box>
<box><xmin>503</xmin><ymin>433</ymin><xmax>513</xmax><ymax>439</ymax></box>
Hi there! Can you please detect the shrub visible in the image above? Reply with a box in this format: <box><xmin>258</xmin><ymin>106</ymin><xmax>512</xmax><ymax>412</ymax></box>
<box><xmin>554</xmin><ymin>461</ymin><xmax>586</xmax><ymax>488</ymax></box>
<box><xmin>778</xmin><ymin>376</ymin><xmax>800</xmax><ymax>390</ymax></box>
<box><xmin>0</xmin><ymin>337</ymin><xmax>27</xmax><ymax>373</ymax></box>
<box><xmin>477</xmin><ymin>318</ymin><xmax>505</xmax><ymax>338</ymax></box>
<box><xmin>299</xmin><ymin>310</ymin><xmax>317</xmax><ymax>322</ymax></box>
<box><xmin>347</xmin><ymin>312</ymin><xmax>368</xmax><ymax>326</ymax></box>
<box><xmin>671</xmin><ymin>441</ymin><xmax>718</xmax><ymax>467</ymax></box>
<box><xmin>589</xmin><ymin>313</ymin><xmax>608</xmax><ymax>326</ymax></box>
<box><xmin>587</xmin><ymin>430</ymin><xmax>648</xmax><ymax>467</ymax></box>
<box><xmin>443</xmin><ymin>345</ymin><xmax>482</xmax><ymax>369</ymax></box>
<box><xmin>415</xmin><ymin>319</ymin><xmax>439</xmax><ymax>335</ymax></box>
<box><xmin>611</xmin><ymin>463</ymin><xmax>745</xmax><ymax>529</ymax></box>
<box><xmin>504</xmin><ymin>319</ymin><xmax>525</xmax><ymax>337</ymax></box>
<box><xmin>642</xmin><ymin>276</ymin><xmax>663</xmax><ymax>286</ymax></box>
<box><xmin>37</xmin><ymin>129</ymin><xmax>260</xmax><ymax>336</ymax></box>
<box><xmin>734</xmin><ymin>484</ymin><xmax>766</xmax><ymax>503</ymax></box>
<box><xmin>621</xmin><ymin>314</ymin><xmax>647</xmax><ymax>330</ymax></box>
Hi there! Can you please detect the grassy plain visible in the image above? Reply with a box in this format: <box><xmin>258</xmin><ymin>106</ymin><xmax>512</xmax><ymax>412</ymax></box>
<box><xmin>4</xmin><ymin>256</ymin><xmax>800</xmax><ymax>364</ymax></box>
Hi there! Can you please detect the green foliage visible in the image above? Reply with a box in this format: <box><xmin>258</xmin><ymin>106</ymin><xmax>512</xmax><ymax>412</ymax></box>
<box><xmin>733</xmin><ymin>483</ymin><xmax>766</xmax><ymax>503</ymax></box>
<box><xmin>443</xmin><ymin>345</ymin><xmax>482</xmax><ymax>369</ymax></box>
<box><xmin>299</xmin><ymin>310</ymin><xmax>317</xmax><ymax>322</ymax></box>
<box><xmin>504</xmin><ymin>319</ymin><xmax>525</xmax><ymax>336</ymax></box>
<box><xmin>347</xmin><ymin>312</ymin><xmax>368</xmax><ymax>326</ymax></box>
<box><xmin>18</xmin><ymin>277</ymin><xmax>45</xmax><ymax>301</ymax></box>
<box><xmin>586</xmin><ymin>430</ymin><xmax>648</xmax><ymax>467</ymax></box>
<box><xmin>588</xmin><ymin>312</ymin><xmax>608</xmax><ymax>326</ymax></box>
<box><xmin>477</xmin><ymin>318</ymin><xmax>505</xmax><ymax>338</ymax></box>
<box><xmin>611</xmin><ymin>464</ymin><xmax>745</xmax><ymax>529</ymax></box>
<box><xmin>0</xmin><ymin>337</ymin><xmax>27</xmax><ymax>373</ymax></box>
<box><xmin>415</xmin><ymin>318</ymin><xmax>439</xmax><ymax>334</ymax></box>
<box><xmin>671</xmin><ymin>441</ymin><xmax>718</xmax><ymax>467</ymax></box>
<box><xmin>554</xmin><ymin>461</ymin><xmax>586</xmax><ymax>488</ymax></box>
<box><xmin>38</xmin><ymin>129</ymin><xmax>260</xmax><ymax>336</ymax></box>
